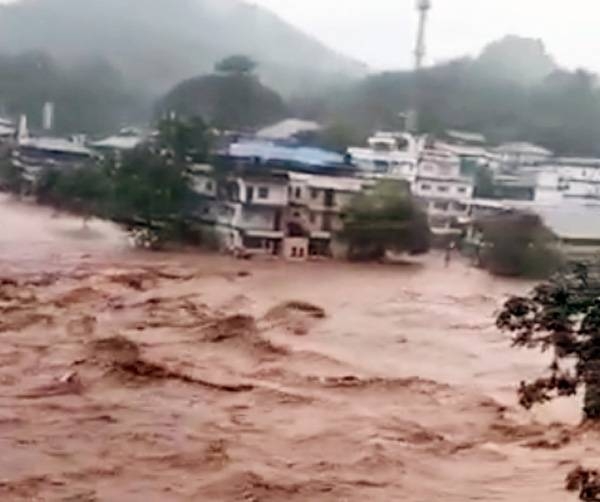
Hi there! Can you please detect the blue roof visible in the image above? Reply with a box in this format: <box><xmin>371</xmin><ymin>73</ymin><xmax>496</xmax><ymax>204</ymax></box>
<box><xmin>228</xmin><ymin>140</ymin><xmax>347</xmax><ymax>169</ymax></box>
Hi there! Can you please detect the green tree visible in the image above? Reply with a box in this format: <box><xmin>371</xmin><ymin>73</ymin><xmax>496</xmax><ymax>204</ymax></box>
<box><xmin>497</xmin><ymin>264</ymin><xmax>600</xmax><ymax>421</ymax></box>
<box><xmin>338</xmin><ymin>181</ymin><xmax>431</xmax><ymax>261</ymax></box>
<box><xmin>478</xmin><ymin>212</ymin><xmax>562</xmax><ymax>278</ymax></box>
<box><xmin>215</xmin><ymin>55</ymin><xmax>258</xmax><ymax>75</ymax></box>
<box><xmin>109</xmin><ymin>148</ymin><xmax>194</xmax><ymax>248</ymax></box>
<box><xmin>0</xmin><ymin>154</ymin><xmax>25</xmax><ymax>195</ymax></box>
<box><xmin>157</xmin><ymin>116</ymin><xmax>212</xmax><ymax>163</ymax></box>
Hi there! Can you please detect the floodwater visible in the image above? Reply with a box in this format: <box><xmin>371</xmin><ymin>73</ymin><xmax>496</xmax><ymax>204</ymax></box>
<box><xmin>0</xmin><ymin>194</ymin><xmax>597</xmax><ymax>501</ymax></box>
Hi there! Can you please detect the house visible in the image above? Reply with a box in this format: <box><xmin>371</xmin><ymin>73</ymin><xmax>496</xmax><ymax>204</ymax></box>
<box><xmin>196</xmin><ymin>167</ymin><xmax>289</xmax><ymax>256</ymax></box>
<box><xmin>287</xmin><ymin>173</ymin><xmax>368</xmax><ymax>257</ymax></box>
<box><xmin>413</xmin><ymin>148</ymin><xmax>474</xmax><ymax>235</ymax></box>
<box><xmin>494</xmin><ymin>142</ymin><xmax>552</xmax><ymax>169</ymax></box>
<box><xmin>0</xmin><ymin>117</ymin><xmax>14</xmax><ymax>143</ymax></box>
<box><xmin>14</xmin><ymin>136</ymin><xmax>96</xmax><ymax>186</ymax></box>
<box><xmin>538</xmin><ymin>206</ymin><xmax>600</xmax><ymax>261</ymax></box>
<box><xmin>527</xmin><ymin>158</ymin><xmax>600</xmax><ymax>205</ymax></box>
<box><xmin>347</xmin><ymin>132</ymin><xmax>419</xmax><ymax>183</ymax></box>
<box><xmin>256</xmin><ymin>119</ymin><xmax>321</xmax><ymax>141</ymax></box>
<box><xmin>89</xmin><ymin>128</ymin><xmax>145</xmax><ymax>153</ymax></box>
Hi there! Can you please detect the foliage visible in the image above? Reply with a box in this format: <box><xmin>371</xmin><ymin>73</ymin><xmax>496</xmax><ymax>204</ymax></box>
<box><xmin>215</xmin><ymin>55</ymin><xmax>257</xmax><ymax>75</ymax></box>
<box><xmin>109</xmin><ymin>148</ymin><xmax>195</xmax><ymax>248</ymax></box>
<box><xmin>497</xmin><ymin>263</ymin><xmax>600</xmax><ymax>420</ymax></box>
<box><xmin>479</xmin><ymin>212</ymin><xmax>562</xmax><ymax>278</ymax></box>
<box><xmin>35</xmin><ymin>165</ymin><xmax>112</xmax><ymax>219</ymax></box>
<box><xmin>0</xmin><ymin>154</ymin><xmax>24</xmax><ymax>195</ymax></box>
<box><xmin>158</xmin><ymin>71</ymin><xmax>288</xmax><ymax>131</ymax></box>
<box><xmin>157</xmin><ymin>116</ymin><xmax>212</xmax><ymax>163</ymax></box>
<box><xmin>338</xmin><ymin>181</ymin><xmax>431</xmax><ymax>261</ymax></box>
<box><xmin>0</xmin><ymin>0</ymin><xmax>364</xmax><ymax>97</ymax></box>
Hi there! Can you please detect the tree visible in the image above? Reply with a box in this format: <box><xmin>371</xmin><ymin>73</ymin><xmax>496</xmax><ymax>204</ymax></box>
<box><xmin>0</xmin><ymin>154</ymin><xmax>25</xmax><ymax>196</ymax></box>
<box><xmin>109</xmin><ymin>148</ymin><xmax>194</xmax><ymax>248</ymax></box>
<box><xmin>157</xmin><ymin>116</ymin><xmax>212</xmax><ymax>163</ymax></box>
<box><xmin>338</xmin><ymin>180</ymin><xmax>431</xmax><ymax>261</ymax></box>
<box><xmin>497</xmin><ymin>264</ymin><xmax>600</xmax><ymax>421</ymax></box>
<box><xmin>478</xmin><ymin>211</ymin><xmax>562</xmax><ymax>278</ymax></box>
<box><xmin>215</xmin><ymin>55</ymin><xmax>258</xmax><ymax>75</ymax></box>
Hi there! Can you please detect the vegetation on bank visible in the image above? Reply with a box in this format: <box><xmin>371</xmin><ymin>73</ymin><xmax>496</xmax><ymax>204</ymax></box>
<box><xmin>498</xmin><ymin>263</ymin><xmax>600</xmax><ymax>421</ymax></box>
<box><xmin>338</xmin><ymin>180</ymin><xmax>431</xmax><ymax>261</ymax></box>
<box><xmin>476</xmin><ymin>212</ymin><xmax>562</xmax><ymax>279</ymax></box>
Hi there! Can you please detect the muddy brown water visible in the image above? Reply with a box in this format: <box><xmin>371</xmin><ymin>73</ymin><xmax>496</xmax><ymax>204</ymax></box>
<box><xmin>0</xmin><ymin>194</ymin><xmax>598</xmax><ymax>501</ymax></box>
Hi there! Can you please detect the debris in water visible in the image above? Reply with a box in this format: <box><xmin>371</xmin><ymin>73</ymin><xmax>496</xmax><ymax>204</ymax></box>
<box><xmin>566</xmin><ymin>466</ymin><xmax>600</xmax><ymax>501</ymax></box>
<box><xmin>19</xmin><ymin>371</ymin><xmax>84</xmax><ymax>399</ymax></box>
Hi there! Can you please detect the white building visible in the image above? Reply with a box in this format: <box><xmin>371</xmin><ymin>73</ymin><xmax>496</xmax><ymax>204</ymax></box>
<box><xmin>287</xmin><ymin>173</ymin><xmax>369</xmax><ymax>256</ymax></box>
<box><xmin>348</xmin><ymin>132</ymin><xmax>419</xmax><ymax>183</ymax></box>
<box><xmin>522</xmin><ymin>158</ymin><xmax>600</xmax><ymax>205</ymax></box>
<box><xmin>414</xmin><ymin>148</ymin><xmax>474</xmax><ymax>234</ymax></box>
<box><xmin>494</xmin><ymin>142</ymin><xmax>553</xmax><ymax>168</ymax></box>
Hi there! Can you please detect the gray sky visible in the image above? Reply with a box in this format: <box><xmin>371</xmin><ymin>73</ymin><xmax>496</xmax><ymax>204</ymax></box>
<box><xmin>251</xmin><ymin>0</ymin><xmax>599</xmax><ymax>71</ymax></box>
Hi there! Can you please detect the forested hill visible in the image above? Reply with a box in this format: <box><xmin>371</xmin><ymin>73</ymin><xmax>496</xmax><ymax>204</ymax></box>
<box><xmin>0</xmin><ymin>0</ymin><xmax>366</xmax><ymax>97</ymax></box>
<box><xmin>306</xmin><ymin>36</ymin><xmax>600</xmax><ymax>157</ymax></box>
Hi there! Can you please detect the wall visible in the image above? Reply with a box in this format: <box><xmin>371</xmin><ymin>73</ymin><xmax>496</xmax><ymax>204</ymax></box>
<box><xmin>414</xmin><ymin>178</ymin><xmax>473</xmax><ymax>199</ymax></box>
<box><xmin>240</xmin><ymin>178</ymin><xmax>288</xmax><ymax>206</ymax></box>
<box><xmin>282</xmin><ymin>237</ymin><xmax>309</xmax><ymax>261</ymax></box>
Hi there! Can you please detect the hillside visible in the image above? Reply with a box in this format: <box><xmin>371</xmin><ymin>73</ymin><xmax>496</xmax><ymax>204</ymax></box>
<box><xmin>0</xmin><ymin>0</ymin><xmax>366</xmax><ymax>96</ymax></box>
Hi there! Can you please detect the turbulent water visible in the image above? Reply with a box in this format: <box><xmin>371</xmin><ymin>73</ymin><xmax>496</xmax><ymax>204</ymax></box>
<box><xmin>0</xmin><ymin>194</ymin><xmax>597</xmax><ymax>501</ymax></box>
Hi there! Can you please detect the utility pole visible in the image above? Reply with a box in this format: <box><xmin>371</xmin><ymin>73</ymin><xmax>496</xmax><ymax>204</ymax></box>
<box><xmin>409</xmin><ymin>0</ymin><xmax>431</xmax><ymax>133</ymax></box>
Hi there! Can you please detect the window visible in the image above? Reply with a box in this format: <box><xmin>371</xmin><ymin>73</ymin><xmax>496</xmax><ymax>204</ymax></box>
<box><xmin>457</xmin><ymin>187</ymin><xmax>467</xmax><ymax>194</ymax></box>
<box><xmin>437</xmin><ymin>185</ymin><xmax>449</xmax><ymax>193</ymax></box>
<box><xmin>293</xmin><ymin>211</ymin><xmax>301</xmax><ymax>218</ymax></box>
<box><xmin>453</xmin><ymin>202</ymin><xmax>467</xmax><ymax>212</ymax></box>
<box><xmin>309</xmin><ymin>212</ymin><xmax>317</xmax><ymax>224</ymax></box>
<box><xmin>246</xmin><ymin>186</ymin><xmax>254</xmax><ymax>202</ymax></box>
<box><xmin>288</xmin><ymin>186</ymin><xmax>293</xmax><ymax>197</ymax></box>
<box><xmin>258</xmin><ymin>187</ymin><xmax>269</xmax><ymax>199</ymax></box>
<box><xmin>433</xmin><ymin>201</ymin><xmax>449</xmax><ymax>211</ymax></box>
<box><xmin>295</xmin><ymin>187</ymin><xmax>302</xmax><ymax>198</ymax></box>
<box><xmin>311</xmin><ymin>188</ymin><xmax>319</xmax><ymax>199</ymax></box>
<box><xmin>421</xmin><ymin>184</ymin><xmax>432</xmax><ymax>191</ymax></box>
<box><xmin>206</xmin><ymin>181</ymin><xmax>213</xmax><ymax>191</ymax></box>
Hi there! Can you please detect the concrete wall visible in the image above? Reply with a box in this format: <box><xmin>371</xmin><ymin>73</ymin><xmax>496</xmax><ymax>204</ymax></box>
<box><xmin>282</xmin><ymin>237</ymin><xmax>309</xmax><ymax>261</ymax></box>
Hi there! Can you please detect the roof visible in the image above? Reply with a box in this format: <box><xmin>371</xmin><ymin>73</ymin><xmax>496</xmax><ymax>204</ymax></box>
<box><xmin>436</xmin><ymin>142</ymin><xmax>489</xmax><ymax>158</ymax></box>
<box><xmin>0</xmin><ymin>117</ymin><xmax>13</xmax><ymax>127</ymax></box>
<box><xmin>19</xmin><ymin>137</ymin><xmax>94</xmax><ymax>156</ymax></box>
<box><xmin>0</xmin><ymin>124</ymin><xmax>14</xmax><ymax>137</ymax></box>
<box><xmin>446</xmin><ymin>129</ymin><xmax>486</xmax><ymax>144</ymax></box>
<box><xmin>89</xmin><ymin>135</ymin><xmax>144</xmax><ymax>151</ymax></box>
<box><xmin>495</xmin><ymin>142</ymin><xmax>552</xmax><ymax>157</ymax></box>
<box><xmin>256</xmin><ymin>119</ymin><xmax>321</xmax><ymax>140</ymax></box>
<box><xmin>539</xmin><ymin>207</ymin><xmax>600</xmax><ymax>241</ymax></box>
<box><xmin>229</xmin><ymin>140</ymin><xmax>346</xmax><ymax>168</ymax></box>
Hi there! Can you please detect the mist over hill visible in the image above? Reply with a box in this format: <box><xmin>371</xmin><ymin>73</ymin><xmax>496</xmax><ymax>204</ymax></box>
<box><xmin>0</xmin><ymin>0</ymin><xmax>366</xmax><ymax>97</ymax></box>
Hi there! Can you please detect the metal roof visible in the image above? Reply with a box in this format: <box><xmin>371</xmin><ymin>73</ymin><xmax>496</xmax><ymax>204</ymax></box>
<box><xmin>256</xmin><ymin>119</ymin><xmax>321</xmax><ymax>140</ymax></box>
<box><xmin>446</xmin><ymin>129</ymin><xmax>486</xmax><ymax>144</ymax></box>
<box><xmin>229</xmin><ymin>140</ymin><xmax>346</xmax><ymax>168</ymax></box>
<box><xmin>495</xmin><ymin>142</ymin><xmax>552</xmax><ymax>156</ymax></box>
<box><xmin>539</xmin><ymin>207</ymin><xmax>600</xmax><ymax>241</ymax></box>
<box><xmin>89</xmin><ymin>135</ymin><xmax>144</xmax><ymax>151</ymax></box>
<box><xmin>19</xmin><ymin>137</ymin><xmax>94</xmax><ymax>156</ymax></box>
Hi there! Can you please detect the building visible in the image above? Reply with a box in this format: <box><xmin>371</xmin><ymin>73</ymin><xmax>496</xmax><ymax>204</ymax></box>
<box><xmin>494</xmin><ymin>142</ymin><xmax>552</xmax><ymax>169</ymax></box>
<box><xmin>256</xmin><ymin>119</ymin><xmax>321</xmax><ymax>141</ymax></box>
<box><xmin>287</xmin><ymin>173</ymin><xmax>369</xmax><ymax>257</ymax></box>
<box><xmin>413</xmin><ymin>148</ymin><xmax>474</xmax><ymax>235</ymax></box>
<box><xmin>89</xmin><ymin>128</ymin><xmax>145</xmax><ymax>153</ymax></box>
<box><xmin>347</xmin><ymin>132</ymin><xmax>419</xmax><ymax>183</ymax></box>
<box><xmin>538</xmin><ymin>206</ymin><xmax>600</xmax><ymax>262</ymax></box>
<box><xmin>14</xmin><ymin>136</ymin><xmax>96</xmax><ymax>186</ymax></box>
<box><xmin>209</xmin><ymin>169</ymin><xmax>289</xmax><ymax>256</ymax></box>
<box><xmin>528</xmin><ymin>157</ymin><xmax>600</xmax><ymax>205</ymax></box>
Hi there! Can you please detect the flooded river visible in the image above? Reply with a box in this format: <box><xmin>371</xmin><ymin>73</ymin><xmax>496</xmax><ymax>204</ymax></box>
<box><xmin>0</xmin><ymin>194</ymin><xmax>597</xmax><ymax>501</ymax></box>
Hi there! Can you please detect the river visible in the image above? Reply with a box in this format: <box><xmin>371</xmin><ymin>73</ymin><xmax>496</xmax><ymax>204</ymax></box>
<box><xmin>0</xmin><ymin>194</ymin><xmax>596</xmax><ymax>501</ymax></box>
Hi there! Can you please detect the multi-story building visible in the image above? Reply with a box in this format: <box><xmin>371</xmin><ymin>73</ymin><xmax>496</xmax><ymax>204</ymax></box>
<box><xmin>287</xmin><ymin>173</ymin><xmax>368</xmax><ymax>256</ymax></box>
<box><xmin>493</xmin><ymin>142</ymin><xmax>553</xmax><ymax>170</ymax></box>
<box><xmin>348</xmin><ymin>132</ymin><xmax>419</xmax><ymax>183</ymax></box>
<box><xmin>413</xmin><ymin>148</ymin><xmax>474</xmax><ymax>234</ymax></box>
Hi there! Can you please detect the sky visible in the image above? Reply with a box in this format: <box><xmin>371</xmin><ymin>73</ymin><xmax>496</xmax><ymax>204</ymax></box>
<box><xmin>250</xmin><ymin>0</ymin><xmax>600</xmax><ymax>72</ymax></box>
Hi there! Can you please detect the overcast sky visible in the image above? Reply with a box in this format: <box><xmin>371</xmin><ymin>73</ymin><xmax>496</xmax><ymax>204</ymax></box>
<box><xmin>251</xmin><ymin>0</ymin><xmax>600</xmax><ymax>72</ymax></box>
